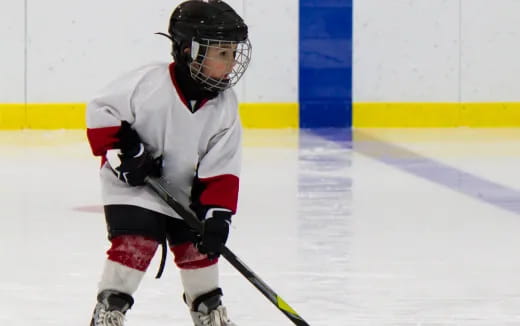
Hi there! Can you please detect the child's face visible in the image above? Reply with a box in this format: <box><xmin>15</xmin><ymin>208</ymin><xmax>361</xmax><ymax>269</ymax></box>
<box><xmin>200</xmin><ymin>43</ymin><xmax>237</xmax><ymax>80</ymax></box>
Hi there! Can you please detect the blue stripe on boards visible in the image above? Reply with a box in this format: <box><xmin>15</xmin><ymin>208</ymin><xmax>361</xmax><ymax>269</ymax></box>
<box><xmin>299</xmin><ymin>0</ymin><xmax>353</xmax><ymax>128</ymax></box>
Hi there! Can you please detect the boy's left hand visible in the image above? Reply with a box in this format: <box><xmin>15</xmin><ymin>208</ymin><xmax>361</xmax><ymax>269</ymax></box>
<box><xmin>196</xmin><ymin>209</ymin><xmax>232</xmax><ymax>259</ymax></box>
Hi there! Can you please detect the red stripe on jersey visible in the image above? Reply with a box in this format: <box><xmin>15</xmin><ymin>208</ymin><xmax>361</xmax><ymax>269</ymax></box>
<box><xmin>169</xmin><ymin>62</ymin><xmax>211</xmax><ymax>112</ymax></box>
<box><xmin>197</xmin><ymin>98</ymin><xmax>210</xmax><ymax>110</ymax></box>
<box><xmin>107</xmin><ymin>235</ymin><xmax>159</xmax><ymax>272</ymax></box>
<box><xmin>199</xmin><ymin>174</ymin><xmax>239</xmax><ymax>213</ymax></box>
<box><xmin>169</xmin><ymin>62</ymin><xmax>189</xmax><ymax>108</ymax></box>
<box><xmin>170</xmin><ymin>242</ymin><xmax>218</xmax><ymax>269</ymax></box>
<box><xmin>86</xmin><ymin>126</ymin><xmax>121</xmax><ymax>156</ymax></box>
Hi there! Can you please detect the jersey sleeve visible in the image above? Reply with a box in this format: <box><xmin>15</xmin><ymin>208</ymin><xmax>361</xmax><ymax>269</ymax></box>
<box><xmin>86</xmin><ymin>71</ymin><xmax>142</xmax><ymax>157</ymax></box>
<box><xmin>192</xmin><ymin>109</ymin><xmax>242</xmax><ymax>215</ymax></box>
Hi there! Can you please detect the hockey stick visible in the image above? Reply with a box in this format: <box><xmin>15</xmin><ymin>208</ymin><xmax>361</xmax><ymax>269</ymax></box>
<box><xmin>145</xmin><ymin>177</ymin><xmax>310</xmax><ymax>326</ymax></box>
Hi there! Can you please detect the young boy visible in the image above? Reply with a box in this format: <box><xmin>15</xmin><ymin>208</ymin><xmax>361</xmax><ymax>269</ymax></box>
<box><xmin>86</xmin><ymin>1</ymin><xmax>251</xmax><ymax>325</ymax></box>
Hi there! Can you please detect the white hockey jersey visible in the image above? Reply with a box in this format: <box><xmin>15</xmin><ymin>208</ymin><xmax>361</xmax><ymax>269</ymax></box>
<box><xmin>86</xmin><ymin>62</ymin><xmax>242</xmax><ymax>219</ymax></box>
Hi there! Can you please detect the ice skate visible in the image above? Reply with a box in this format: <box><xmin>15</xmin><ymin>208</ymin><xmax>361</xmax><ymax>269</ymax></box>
<box><xmin>90</xmin><ymin>289</ymin><xmax>134</xmax><ymax>326</ymax></box>
<box><xmin>186</xmin><ymin>288</ymin><xmax>237</xmax><ymax>326</ymax></box>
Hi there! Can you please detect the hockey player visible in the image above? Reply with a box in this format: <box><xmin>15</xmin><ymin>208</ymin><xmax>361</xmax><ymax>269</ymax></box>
<box><xmin>86</xmin><ymin>1</ymin><xmax>251</xmax><ymax>325</ymax></box>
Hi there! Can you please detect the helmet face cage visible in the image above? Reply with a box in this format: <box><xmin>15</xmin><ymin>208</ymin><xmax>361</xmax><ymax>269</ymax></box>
<box><xmin>188</xmin><ymin>37</ymin><xmax>252</xmax><ymax>92</ymax></box>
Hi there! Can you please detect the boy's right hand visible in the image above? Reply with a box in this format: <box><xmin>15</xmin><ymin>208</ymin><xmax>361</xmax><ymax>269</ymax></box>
<box><xmin>106</xmin><ymin>145</ymin><xmax>162</xmax><ymax>186</ymax></box>
<box><xmin>106</xmin><ymin>121</ymin><xmax>162</xmax><ymax>186</ymax></box>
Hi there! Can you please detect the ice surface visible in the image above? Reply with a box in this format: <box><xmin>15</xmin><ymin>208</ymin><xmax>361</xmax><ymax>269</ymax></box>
<box><xmin>1</xmin><ymin>128</ymin><xmax>520</xmax><ymax>325</ymax></box>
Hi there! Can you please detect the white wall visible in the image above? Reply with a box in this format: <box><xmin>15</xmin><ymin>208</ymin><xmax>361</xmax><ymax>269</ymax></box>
<box><xmin>1</xmin><ymin>1</ymin><xmax>25</xmax><ymax>102</ymax></box>
<box><xmin>460</xmin><ymin>0</ymin><xmax>520</xmax><ymax>101</ymax></box>
<box><xmin>354</xmin><ymin>0</ymin><xmax>520</xmax><ymax>102</ymax></box>
<box><xmin>6</xmin><ymin>0</ymin><xmax>520</xmax><ymax>105</ymax></box>
<box><xmin>242</xmin><ymin>0</ymin><xmax>299</xmax><ymax>102</ymax></box>
<box><xmin>2</xmin><ymin>0</ymin><xmax>298</xmax><ymax>103</ymax></box>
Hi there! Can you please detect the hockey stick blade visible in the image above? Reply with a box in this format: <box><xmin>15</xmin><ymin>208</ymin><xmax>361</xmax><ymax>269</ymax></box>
<box><xmin>145</xmin><ymin>177</ymin><xmax>311</xmax><ymax>326</ymax></box>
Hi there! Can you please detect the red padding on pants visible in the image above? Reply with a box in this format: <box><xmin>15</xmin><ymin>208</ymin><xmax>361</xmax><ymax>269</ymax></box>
<box><xmin>107</xmin><ymin>235</ymin><xmax>159</xmax><ymax>272</ymax></box>
<box><xmin>171</xmin><ymin>242</ymin><xmax>218</xmax><ymax>269</ymax></box>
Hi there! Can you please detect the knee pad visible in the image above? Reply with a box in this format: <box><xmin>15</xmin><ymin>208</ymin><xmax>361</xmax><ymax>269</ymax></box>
<box><xmin>108</xmin><ymin>235</ymin><xmax>159</xmax><ymax>271</ymax></box>
<box><xmin>171</xmin><ymin>242</ymin><xmax>218</xmax><ymax>269</ymax></box>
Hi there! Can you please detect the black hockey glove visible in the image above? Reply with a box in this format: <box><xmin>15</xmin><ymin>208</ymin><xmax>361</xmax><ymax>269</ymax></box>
<box><xmin>106</xmin><ymin>121</ymin><xmax>162</xmax><ymax>186</ymax></box>
<box><xmin>196</xmin><ymin>209</ymin><xmax>232</xmax><ymax>259</ymax></box>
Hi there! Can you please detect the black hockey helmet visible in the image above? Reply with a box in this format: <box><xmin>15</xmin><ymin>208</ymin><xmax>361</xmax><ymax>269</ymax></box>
<box><xmin>169</xmin><ymin>0</ymin><xmax>248</xmax><ymax>46</ymax></box>
<box><xmin>158</xmin><ymin>0</ymin><xmax>252</xmax><ymax>92</ymax></box>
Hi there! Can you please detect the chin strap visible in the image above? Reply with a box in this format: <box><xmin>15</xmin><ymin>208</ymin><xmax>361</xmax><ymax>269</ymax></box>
<box><xmin>155</xmin><ymin>32</ymin><xmax>173</xmax><ymax>41</ymax></box>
